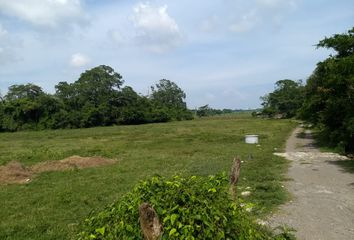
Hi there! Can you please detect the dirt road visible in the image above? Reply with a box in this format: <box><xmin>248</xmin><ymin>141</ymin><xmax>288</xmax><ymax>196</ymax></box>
<box><xmin>270</xmin><ymin>127</ymin><xmax>354</xmax><ymax>240</ymax></box>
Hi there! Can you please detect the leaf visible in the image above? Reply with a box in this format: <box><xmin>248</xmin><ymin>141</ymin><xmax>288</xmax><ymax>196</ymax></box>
<box><xmin>178</xmin><ymin>222</ymin><xmax>183</xmax><ymax>229</ymax></box>
<box><xmin>171</xmin><ymin>214</ymin><xmax>179</xmax><ymax>225</ymax></box>
<box><xmin>126</xmin><ymin>225</ymin><xmax>133</xmax><ymax>232</ymax></box>
<box><xmin>169</xmin><ymin>228</ymin><xmax>177</xmax><ymax>237</ymax></box>
<box><xmin>163</xmin><ymin>216</ymin><xmax>170</xmax><ymax>223</ymax></box>
<box><xmin>95</xmin><ymin>227</ymin><xmax>105</xmax><ymax>236</ymax></box>
<box><xmin>208</xmin><ymin>188</ymin><xmax>216</xmax><ymax>193</ymax></box>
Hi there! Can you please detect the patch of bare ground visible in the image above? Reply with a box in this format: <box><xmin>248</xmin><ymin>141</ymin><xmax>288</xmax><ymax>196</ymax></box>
<box><xmin>32</xmin><ymin>155</ymin><xmax>117</xmax><ymax>173</ymax></box>
<box><xmin>0</xmin><ymin>156</ymin><xmax>117</xmax><ymax>185</ymax></box>
<box><xmin>0</xmin><ymin>161</ymin><xmax>32</xmax><ymax>185</ymax></box>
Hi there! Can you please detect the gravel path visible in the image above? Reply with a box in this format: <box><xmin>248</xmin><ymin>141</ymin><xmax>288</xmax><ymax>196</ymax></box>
<box><xmin>270</xmin><ymin>127</ymin><xmax>354</xmax><ymax>240</ymax></box>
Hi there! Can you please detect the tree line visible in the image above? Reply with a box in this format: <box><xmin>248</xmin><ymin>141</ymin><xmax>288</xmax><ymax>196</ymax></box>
<box><xmin>261</xmin><ymin>27</ymin><xmax>354</xmax><ymax>153</ymax></box>
<box><xmin>194</xmin><ymin>105</ymin><xmax>245</xmax><ymax>117</ymax></box>
<box><xmin>0</xmin><ymin>65</ymin><xmax>193</xmax><ymax>131</ymax></box>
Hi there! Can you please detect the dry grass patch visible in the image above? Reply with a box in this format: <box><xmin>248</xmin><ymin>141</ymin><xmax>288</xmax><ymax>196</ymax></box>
<box><xmin>0</xmin><ymin>156</ymin><xmax>117</xmax><ymax>185</ymax></box>
<box><xmin>0</xmin><ymin>161</ymin><xmax>32</xmax><ymax>184</ymax></box>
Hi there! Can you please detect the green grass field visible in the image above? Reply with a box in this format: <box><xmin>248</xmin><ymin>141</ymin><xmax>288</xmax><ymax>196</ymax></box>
<box><xmin>0</xmin><ymin>116</ymin><xmax>297</xmax><ymax>239</ymax></box>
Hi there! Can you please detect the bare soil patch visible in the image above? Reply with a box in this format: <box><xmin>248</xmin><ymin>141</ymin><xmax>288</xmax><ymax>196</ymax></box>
<box><xmin>32</xmin><ymin>155</ymin><xmax>117</xmax><ymax>173</ymax></box>
<box><xmin>0</xmin><ymin>156</ymin><xmax>117</xmax><ymax>185</ymax></box>
<box><xmin>0</xmin><ymin>161</ymin><xmax>32</xmax><ymax>185</ymax></box>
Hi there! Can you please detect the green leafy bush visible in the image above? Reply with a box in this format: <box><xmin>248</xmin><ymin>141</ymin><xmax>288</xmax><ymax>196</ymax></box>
<box><xmin>78</xmin><ymin>174</ymin><xmax>290</xmax><ymax>239</ymax></box>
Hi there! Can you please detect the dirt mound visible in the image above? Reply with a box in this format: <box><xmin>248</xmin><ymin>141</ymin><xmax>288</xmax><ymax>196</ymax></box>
<box><xmin>0</xmin><ymin>156</ymin><xmax>117</xmax><ymax>185</ymax></box>
<box><xmin>32</xmin><ymin>156</ymin><xmax>117</xmax><ymax>173</ymax></box>
<box><xmin>0</xmin><ymin>161</ymin><xmax>32</xmax><ymax>185</ymax></box>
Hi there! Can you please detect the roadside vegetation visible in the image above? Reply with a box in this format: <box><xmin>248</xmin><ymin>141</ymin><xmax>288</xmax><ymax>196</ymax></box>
<box><xmin>0</xmin><ymin>115</ymin><xmax>296</xmax><ymax>239</ymax></box>
<box><xmin>78</xmin><ymin>173</ymin><xmax>293</xmax><ymax>240</ymax></box>
<box><xmin>300</xmin><ymin>28</ymin><xmax>354</xmax><ymax>153</ymax></box>
<box><xmin>260</xmin><ymin>27</ymin><xmax>354</xmax><ymax>154</ymax></box>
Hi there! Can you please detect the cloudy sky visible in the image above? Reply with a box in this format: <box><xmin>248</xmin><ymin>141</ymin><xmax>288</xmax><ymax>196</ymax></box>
<box><xmin>0</xmin><ymin>0</ymin><xmax>353</xmax><ymax>109</ymax></box>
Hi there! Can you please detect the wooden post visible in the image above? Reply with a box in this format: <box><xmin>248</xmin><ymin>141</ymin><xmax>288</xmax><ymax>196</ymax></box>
<box><xmin>229</xmin><ymin>157</ymin><xmax>241</xmax><ymax>201</ymax></box>
<box><xmin>139</xmin><ymin>202</ymin><xmax>163</xmax><ymax>240</ymax></box>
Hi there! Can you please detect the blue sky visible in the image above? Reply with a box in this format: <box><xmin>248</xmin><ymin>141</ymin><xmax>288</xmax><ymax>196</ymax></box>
<box><xmin>0</xmin><ymin>0</ymin><xmax>353</xmax><ymax>109</ymax></box>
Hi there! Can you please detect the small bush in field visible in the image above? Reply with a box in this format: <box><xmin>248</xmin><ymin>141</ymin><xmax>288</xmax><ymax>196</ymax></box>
<box><xmin>78</xmin><ymin>173</ymin><xmax>291</xmax><ymax>239</ymax></box>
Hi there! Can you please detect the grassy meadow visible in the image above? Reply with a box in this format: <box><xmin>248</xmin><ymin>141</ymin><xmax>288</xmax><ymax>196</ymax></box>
<box><xmin>0</xmin><ymin>115</ymin><xmax>297</xmax><ymax>239</ymax></box>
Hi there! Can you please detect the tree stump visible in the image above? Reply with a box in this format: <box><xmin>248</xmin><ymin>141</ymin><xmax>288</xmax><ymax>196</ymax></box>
<box><xmin>139</xmin><ymin>202</ymin><xmax>163</xmax><ymax>240</ymax></box>
<box><xmin>229</xmin><ymin>157</ymin><xmax>241</xmax><ymax>200</ymax></box>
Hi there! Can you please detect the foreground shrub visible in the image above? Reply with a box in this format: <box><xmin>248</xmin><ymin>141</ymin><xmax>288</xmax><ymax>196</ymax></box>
<box><xmin>78</xmin><ymin>174</ymin><xmax>291</xmax><ymax>239</ymax></box>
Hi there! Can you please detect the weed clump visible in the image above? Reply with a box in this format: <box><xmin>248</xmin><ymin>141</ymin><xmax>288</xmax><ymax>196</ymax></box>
<box><xmin>78</xmin><ymin>173</ymin><xmax>291</xmax><ymax>239</ymax></box>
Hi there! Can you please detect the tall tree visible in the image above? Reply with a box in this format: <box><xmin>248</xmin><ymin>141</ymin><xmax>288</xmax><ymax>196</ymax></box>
<box><xmin>56</xmin><ymin>65</ymin><xmax>123</xmax><ymax>108</ymax></box>
<box><xmin>300</xmin><ymin>28</ymin><xmax>354</xmax><ymax>152</ymax></box>
<box><xmin>196</xmin><ymin>104</ymin><xmax>211</xmax><ymax>117</ymax></box>
<box><xmin>74</xmin><ymin>65</ymin><xmax>123</xmax><ymax>107</ymax></box>
<box><xmin>150</xmin><ymin>79</ymin><xmax>192</xmax><ymax>120</ymax></box>
<box><xmin>151</xmin><ymin>79</ymin><xmax>187</xmax><ymax>109</ymax></box>
<box><xmin>261</xmin><ymin>79</ymin><xmax>305</xmax><ymax>118</ymax></box>
<box><xmin>5</xmin><ymin>83</ymin><xmax>44</xmax><ymax>101</ymax></box>
<box><xmin>55</xmin><ymin>65</ymin><xmax>124</xmax><ymax>127</ymax></box>
<box><xmin>1</xmin><ymin>84</ymin><xmax>63</xmax><ymax>130</ymax></box>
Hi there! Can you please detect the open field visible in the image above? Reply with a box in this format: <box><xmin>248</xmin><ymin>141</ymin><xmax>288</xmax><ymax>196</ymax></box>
<box><xmin>0</xmin><ymin>116</ymin><xmax>297</xmax><ymax>239</ymax></box>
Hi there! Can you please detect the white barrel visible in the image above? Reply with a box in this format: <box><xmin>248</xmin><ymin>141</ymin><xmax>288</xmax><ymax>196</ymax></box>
<box><xmin>245</xmin><ymin>135</ymin><xmax>259</xmax><ymax>144</ymax></box>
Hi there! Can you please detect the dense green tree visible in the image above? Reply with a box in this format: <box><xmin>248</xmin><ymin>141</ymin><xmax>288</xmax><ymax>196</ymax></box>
<box><xmin>2</xmin><ymin>84</ymin><xmax>42</xmax><ymax>130</ymax></box>
<box><xmin>5</xmin><ymin>83</ymin><xmax>44</xmax><ymax>101</ymax></box>
<box><xmin>73</xmin><ymin>65</ymin><xmax>123</xmax><ymax>107</ymax></box>
<box><xmin>300</xmin><ymin>28</ymin><xmax>354</xmax><ymax>152</ymax></box>
<box><xmin>0</xmin><ymin>66</ymin><xmax>194</xmax><ymax>131</ymax></box>
<box><xmin>56</xmin><ymin>65</ymin><xmax>123</xmax><ymax>108</ymax></box>
<box><xmin>150</xmin><ymin>79</ymin><xmax>192</xmax><ymax>120</ymax></box>
<box><xmin>317</xmin><ymin>28</ymin><xmax>354</xmax><ymax>57</ymax></box>
<box><xmin>261</xmin><ymin>79</ymin><xmax>305</xmax><ymax>118</ymax></box>
<box><xmin>117</xmin><ymin>87</ymin><xmax>172</xmax><ymax>124</ymax></box>
<box><xmin>196</xmin><ymin>104</ymin><xmax>212</xmax><ymax>117</ymax></box>
<box><xmin>55</xmin><ymin>82</ymin><xmax>77</xmax><ymax>109</ymax></box>
<box><xmin>196</xmin><ymin>105</ymin><xmax>236</xmax><ymax>117</ymax></box>
<box><xmin>0</xmin><ymin>84</ymin><xmax>64</xmax><ymax>130</ymax></box>
<box><xmin>35</xmin><ymin>94</ymin><xmax>64</xmax><ymax>129</ymax></box>
<box><xmin>116</xmin><ymin>86</ymin><xmax>148</xmax><ymax>124</ymax></box>
<box><xmin>55</xmin><ymin>65</ymin><xmax>124</xmax><ymax>127</ymax></box>
<box><xmin>151</xmin><ymin>79</ymin><xmax>186</xmax><ymax>108</ymax></box>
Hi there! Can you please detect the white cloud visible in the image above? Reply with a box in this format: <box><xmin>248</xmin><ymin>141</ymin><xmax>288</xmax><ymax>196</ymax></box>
<box><xmin>0</xmin><ymin>0</ymin><xmax>87</xmax><ymax>27</ymax></box>
<box><xmin>131</xmin><ymin>2</ymin><xmax>182</xmax><ymax>53</ymax></box>
<box><xmin>70</xmin><ymin>53</ymin><xmax>90</xmax><ymax>67</ymax></box>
